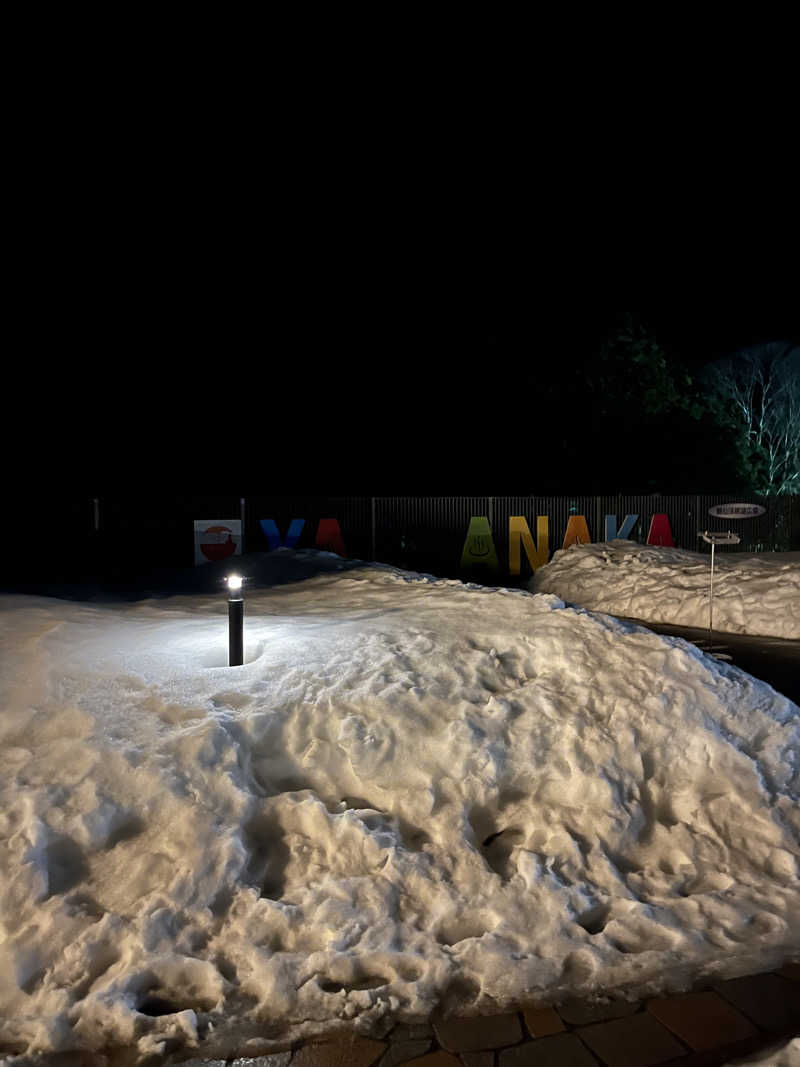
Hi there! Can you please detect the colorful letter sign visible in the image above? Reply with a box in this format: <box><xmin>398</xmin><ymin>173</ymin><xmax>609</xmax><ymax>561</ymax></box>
<box><xmin>258</xmin><ymin>518</ymin><xmax>347</xmax><ymax>556</ymax></box>
<box><xmin>193</xmin><ymin>504</ymin><xmax>695</xmax><ymax>575</ymax></box>
<box><xmin>315</xmin><ymin>519</ymin><xmax>347</xmax><ymax>556</ymax></box>
<box><xmin>259</xmin><ymin>519</ymin><xmax>305</xmax><ymax>550</ymax></box>
<box><xmin>509</xmin><ymin>516</ymin><xmax>549</xmax><ymax>575</ymax></box>
<box><xmin>194</xmin><ymin>520</ymin><xmax>242</xmax><ymax>565</ymax></box>
<box><xmin>562</xmin><ymin>515</ymin><xmax>591</xmax><ymax>549</ymax></box>
<box><xmin>646</xmin><ymin>513</ymin><xmax>674</xmax><ymax>547</ymax></box>
<box><xmin>605</xmin><ymin>514</ymin><xmax>639</xmax><ymax>540</ymax></box>
<box><xmin>460</xmin><ymin>517</ymin><xmax>500</xmax><ymax>573</ymax></box>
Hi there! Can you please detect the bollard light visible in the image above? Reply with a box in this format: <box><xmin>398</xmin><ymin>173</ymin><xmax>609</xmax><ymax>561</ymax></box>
<box><xmin>227</xmin><ymin>573</ymin><xmax>244</xmax><ymax>666</ymax></box>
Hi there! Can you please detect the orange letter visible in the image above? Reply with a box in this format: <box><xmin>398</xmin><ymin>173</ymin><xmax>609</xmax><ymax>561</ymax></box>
<box><xmin>562</xmin><ymin>515</ymin><xmax>591</xmax><ymax>549</ymax></box>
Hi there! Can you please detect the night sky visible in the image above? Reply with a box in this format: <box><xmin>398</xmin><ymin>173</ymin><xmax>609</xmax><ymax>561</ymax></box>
<box><xmin>17</xmin><ymin>303</ymin><xmax>800</xmax><ymax>500</ymax></box>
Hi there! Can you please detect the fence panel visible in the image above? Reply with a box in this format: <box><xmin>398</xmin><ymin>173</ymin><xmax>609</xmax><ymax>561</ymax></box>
<box><xmin>491</xmin><ymin>496</ymin><xmax>603</xmax><ymax>580</ymax></box>
<box><xmin>8</xmin><ymin>495</ymin><xmax>97</xmax><ymax>586</ymax></box>
<box><xmin>4</xmin><ymin>493</ymin><xmax>798</xmax><ymax>591</ymax></box>
<box><xmin>596</xmin><ymin>495</ymin><xmax>651</xmax><ymax>544</ymax></box>
<box><xmin>692</xmin><ymin>494</ymin><xmax>792</xmax><ymax>553</ymax></box>
<box><xmin>374</xmin><ymin>497</ymin><xmax>490</xmax><ymax>577</ymax></box>
<box><xmin>87</xmin><ymin>494</ymin><xmax>244</xmax><ymax>577</ymax></box>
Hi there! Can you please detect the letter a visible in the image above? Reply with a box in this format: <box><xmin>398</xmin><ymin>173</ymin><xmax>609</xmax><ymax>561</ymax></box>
<box><xmin>646</xmin><ymin>514</ymin><xmax>674</xmax><ymax>547</ymax></box>
<box><xmin>315</xmin><ymin>518</ymin><xmax>347</xmax><ymax>557</ymax></box>
<box><xmin>460</xmin><ymin>517</ymin><xmax>499</xmax><ymax>574</ymax></box>
<box><xmin>562</xmin><ymin>515</ymin><xmax>591</xmax><ymax>549</ymax></box>
<box><xmin>509</xmin><ymin>516</ymin><xmax>549</xmax><ymax>575</ymax></box>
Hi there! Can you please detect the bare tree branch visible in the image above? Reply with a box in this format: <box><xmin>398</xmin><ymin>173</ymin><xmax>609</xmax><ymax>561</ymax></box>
<box><xmin>705</xmin><ymin>343</ymin><xmax>800</xmax><ymax>494</ymax></box>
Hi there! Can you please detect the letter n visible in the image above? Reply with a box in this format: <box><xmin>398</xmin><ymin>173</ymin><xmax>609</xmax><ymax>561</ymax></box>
<box><xmin>315</xmin><ymin>518</ymin><xmax>347</xmax><ymax>557</ymax></box>
<box><xmin>509</xmin><ymin>516</ymin><xmax>549</xmax><ymax>575</ymax></box>
<box><xmin>646</xmin><ymin>514</ymin><xmax>674</xmax><ymax>547</ymax></box>
<box><xmin>562</xmin><ymin>515</ymin><xmax>591</xmax><ymax>549</ymax></box>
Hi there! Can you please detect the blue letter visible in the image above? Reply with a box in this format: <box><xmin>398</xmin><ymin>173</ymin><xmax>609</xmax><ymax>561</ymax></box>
<box><xmin>604</xmin><ymin>514</ymin><xmax>638</xmax><ymax>541</ymax></box>
<box><xmin>259</xmin><ymin>519</ymin><xmax>305</xmax><ymax>551</ymax></box>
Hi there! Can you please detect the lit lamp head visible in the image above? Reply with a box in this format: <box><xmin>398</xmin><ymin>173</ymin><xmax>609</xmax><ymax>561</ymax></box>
<box><xmin>227</xmin><ymin>573</ymin><xmax>244</xmax><ymax>600</ymax></box>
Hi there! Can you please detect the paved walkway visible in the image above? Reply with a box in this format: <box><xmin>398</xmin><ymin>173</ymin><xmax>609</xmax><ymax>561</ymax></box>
<box><xmin>169</xmin><ymin>965</ymin><xmax>800</xmax><ymax>1067</ymax></box>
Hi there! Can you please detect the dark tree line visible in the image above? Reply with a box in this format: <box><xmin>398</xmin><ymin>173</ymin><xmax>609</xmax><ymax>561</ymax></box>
<box><xmin>486</xmin><ymin>315</ymin><xmax>798</xmax><ymax>496</ymax></box>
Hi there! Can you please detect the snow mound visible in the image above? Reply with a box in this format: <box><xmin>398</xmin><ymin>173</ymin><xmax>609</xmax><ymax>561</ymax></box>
<box><xmin>1</xmin><ymin>554</ymin><xmax>798</xmax><ymax>1061</ymax></box>
<box><xmin>530</xmin><ymin>540</ymin><xmax>800</xmax><ymax>639</ymax></box>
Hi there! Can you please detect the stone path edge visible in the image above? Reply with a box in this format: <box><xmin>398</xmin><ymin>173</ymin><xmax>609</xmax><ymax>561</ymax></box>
<box><xmin>6</xmin><ymin>965</ymin><xmax>798</xmax><ymax>1067</ymax></box>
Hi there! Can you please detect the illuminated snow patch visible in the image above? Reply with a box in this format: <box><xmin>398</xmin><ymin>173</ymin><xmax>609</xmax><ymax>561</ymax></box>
<box><xmin>0</xmin><ymin>555</ymin><xmax>797</xmax><ymax>1062</ymax></box>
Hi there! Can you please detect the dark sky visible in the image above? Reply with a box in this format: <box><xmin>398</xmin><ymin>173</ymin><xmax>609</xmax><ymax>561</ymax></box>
<box><xmin>633</xmin><ymin>310</ymin><xmax>800</xmax><ymax>366</ymax></box>
<box><xmin>18</xmin><ymin>305</ymin><xmax>799</xmax><ymax>499</ymax></box>
<box><xmin>486</xmin><ymin>309</ymin><xmax>799</xmax><ymax>367</ymax></box>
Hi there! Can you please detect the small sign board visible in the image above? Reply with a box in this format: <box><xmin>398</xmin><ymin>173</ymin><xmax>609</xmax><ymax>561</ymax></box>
<box><xmin>194</xmin><ymin>520</ymin><xmax>242</xmax><ymax>565</ymax></box>
<box><xmin>700</xmin><ymin>529</ymin><xmax>741</xmax><ymax>545</ymax></box>
<box><xmin>708</xmin><ymin>503</ymin><xmax>766</xmax><ymax>519</ymax></box>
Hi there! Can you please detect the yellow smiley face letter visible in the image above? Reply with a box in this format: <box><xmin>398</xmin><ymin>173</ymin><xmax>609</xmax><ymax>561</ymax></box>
<box><xmin>460</xmin><ymin>516</ymin><xmax>500</xmax><ymax>575</ymax></box>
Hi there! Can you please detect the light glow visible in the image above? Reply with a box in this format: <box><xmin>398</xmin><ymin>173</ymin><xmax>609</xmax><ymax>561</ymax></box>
<box><xmin>227</xmin><ymin>574</ymin><xmax>243</xmax><ymax>592</ymax></box>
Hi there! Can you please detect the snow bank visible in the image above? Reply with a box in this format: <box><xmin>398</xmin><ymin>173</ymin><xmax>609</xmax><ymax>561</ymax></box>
<box><xmin>530</xmin><ymin>540</ymin><xmax>800</xmax><ymax>639</ymax></box>
<box><xmin>1</xmin><ymin>551</ymin><xmax>798</xmax><ymax>1061</ymax></box>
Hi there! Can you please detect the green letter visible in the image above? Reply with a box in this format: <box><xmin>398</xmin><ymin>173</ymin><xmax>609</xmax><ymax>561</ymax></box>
<box><xmin>460</xmin><ymin>517</ymin><xmax>499</xmax><ymax>574</ymax></box>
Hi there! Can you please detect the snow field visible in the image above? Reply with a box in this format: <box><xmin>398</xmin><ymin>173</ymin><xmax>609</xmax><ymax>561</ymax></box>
<box><xmin>0</xmin><ymin>554</ymin><xmax>798</xmax><ymax>1061</ymax></box>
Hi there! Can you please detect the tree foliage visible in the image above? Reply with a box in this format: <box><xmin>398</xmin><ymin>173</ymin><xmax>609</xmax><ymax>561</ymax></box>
<box><xmin>703</xmin><ymin>343</ymin><xmax>800</xmax><ymax>494</ymax></box>
<box><xmin>589</xmin><ymin>314</ymin><xmax>701</xmax><ymax>419</ymax></box>
<box><xmin>576</xmin><ymin>314</ymin><xmax>742</xmax><ymax>493</ymax></box>
<box><xmin>489</xmin><ymin>315</ymin><xmax>792</xmax><ymax>495</ymax></box>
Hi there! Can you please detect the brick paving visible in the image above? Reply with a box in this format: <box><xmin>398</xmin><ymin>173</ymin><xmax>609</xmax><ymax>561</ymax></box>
<box><xmin>646</xmin><ymin>991</ymin><xmax>758</xmax><ymax>1052</ymax></box>
<box><xmin>433</xmin><ymin>1013</ymin><xmax>523</xmax><ymax>1053</ymax></box>
<box><xmin>499</xmin><ymin>1032</ymin><xmax>599</xmax><ymax>1066</ymax></box>
<box><xmin>522</xmin><ymin>1005</ymin><xmax>566</xmax><ymax>1038</ymax></box>
<box><xmin>234</xmin><ymin>966</ymin><xmax>798</xmax><ymax>1067</ymax></box>
<box><xmin>378</xmin><ymin>1040</ymin><xmax>434</xmax><ymax>1066</ymax></box>
<box><xmin>401</xmin><ymin>1054</ymin><xmax>461</xmax><ymax>1067</ymax></box>
<box><xmin>711</xmin><ymin>973</ymin><xmax>800</xmax><ymax>1034</ymax></box>
<box><xmin>289</xmin><ymin>1034</ymin><xmax>386</xmax><ymax>1066</ymax></box>
<box><xmin>34</xmin><ymin>964</ymin><xmax>800</xmax><ymax>1067</ymax></box>
<box><xmin>460</xmin><ymin>1054</ymin><xmax>496</xmax><ymax>1067</ymax></box>
<box><xmin>577</xmin><ymin>1013</ymin><xmax>687</xmax><ymax>1067</ymax></box>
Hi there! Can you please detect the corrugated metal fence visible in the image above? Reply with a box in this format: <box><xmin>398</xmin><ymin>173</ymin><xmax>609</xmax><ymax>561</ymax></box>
<box><xmin>9</xmin><ymin>494</ymin><xmax>798</xmax><ymax>587</ymax></box>
<box><xmin>370</xmin><ymin>494</ymin><xmax>799</xmax><ymax>580</ymax></box>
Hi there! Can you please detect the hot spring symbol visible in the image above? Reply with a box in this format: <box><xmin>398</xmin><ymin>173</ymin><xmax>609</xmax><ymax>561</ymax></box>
<box><xmin>199</xmin><ymin>525</ymin><xmax>237</xmax><ymax>563</ymax></box>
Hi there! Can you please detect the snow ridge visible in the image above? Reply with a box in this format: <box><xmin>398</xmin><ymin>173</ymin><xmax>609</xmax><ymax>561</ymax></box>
<box><xmin>531</xmin><ymin>540</ymin><xmax>800</xmax><ymax>639</ymax></box>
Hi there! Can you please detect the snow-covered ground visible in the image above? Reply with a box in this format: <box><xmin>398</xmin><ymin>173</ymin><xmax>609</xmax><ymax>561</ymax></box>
<box><xmin>1</xmin><ymin>550</ymin><xmax>798</xmax><ymax>1062</ymax></box>
<box><xmin>530</xmin><ymin>540</ymin><xmax>800</xmax><ymax>640</ymax></box>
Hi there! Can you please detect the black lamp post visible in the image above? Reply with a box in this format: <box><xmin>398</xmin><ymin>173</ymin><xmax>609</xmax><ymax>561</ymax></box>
<box><xmin>227</xmin><ymin>574</ymin><xmax>244</xmax><ymax>666</ymax></box>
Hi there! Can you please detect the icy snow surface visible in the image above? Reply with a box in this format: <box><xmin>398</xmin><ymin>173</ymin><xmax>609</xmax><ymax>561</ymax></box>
<box><xmin>1</xmin><ymin>550</ymin><xmax>799</xmax><ymax>1061</ymax></box>
<box><xmin>531</xmin><ymin>540</ymin><xmax>800</xmax><ymax>639</ymax></box>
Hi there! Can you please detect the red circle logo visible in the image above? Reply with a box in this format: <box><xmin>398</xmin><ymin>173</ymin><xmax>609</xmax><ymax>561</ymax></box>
<box><xmin>200</xmin><ymin>525</ymin><xmax>237</xmax><ymax>562</ymax></box>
